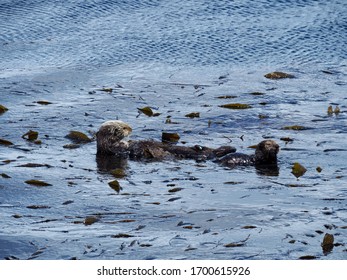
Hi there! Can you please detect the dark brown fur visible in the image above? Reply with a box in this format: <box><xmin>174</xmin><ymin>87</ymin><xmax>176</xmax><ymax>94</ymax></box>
<box><xmin>215</xmin><ymin>140</ymin><xmax>279</xmax><ymax>168</ymax></box>
<box><xmin>96</xmin><ymin>120</ymin><xmax>236</xmax><ymax>161</ymax></box>
<box><xmin>128</xmin><ymin>140</ymin><xmax>236</xmax><ymax>161</ymax></box>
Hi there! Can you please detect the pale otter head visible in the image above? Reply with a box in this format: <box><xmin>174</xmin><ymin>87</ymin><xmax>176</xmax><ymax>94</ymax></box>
<box><xmin>255</xmin><ymin>140</ymin><xmax>279</xmax><ymax>164</ymax></box>
<box><xmin>96</xmin><ymin>120</ymin><xmax>132</xmax><ymax>155</ymax></box>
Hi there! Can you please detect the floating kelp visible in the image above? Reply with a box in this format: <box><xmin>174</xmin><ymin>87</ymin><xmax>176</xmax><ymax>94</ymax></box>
<box><xmin>36</xmin><ymin>100</ymin><xmax>53</xmax><ymax>105</ymax></box>
<box><xmin>249</xmin><ymin>91</ymin><xmax>265</xmax><ymax>96</ymax></box>
<box><xmin>258</xmin><ymin>114</ymin><xmax>268</xmax><ymax>119</ymax></box>
<box><xmin>242</xmin><ymin>225</ymin><xmax>257</xmax><ymax>229</ymax></box>
<box><xmin>167</xmin><ymin>197</ymin><xmax>181</xmax><ymax>202</ymax></box>
<box><xmin>218</xmin><ymin>74</ymin><xmax>229</xmax><ymax>80</ymax></box>
<box><xmin>224</xmin><ymin>235</ymin><xmax>250</xmax><ymax>247</ymax></box>
<box><xmin>84</xmin><ymin>216</ymin><xmax>100</xmax><ymax>226</ymax></box>
<box><xmin>168</xmin><ymin>187</ymin><xmax>184</xmax><ymax>193</ymax></box>
<box><xmin>185</xmin><ymin>112</ymin><xmax>200</xmax><ymax>118</ymax></box>
<box><xmin>137</xmin><ymin>106</ymin><xmax>160</xmax><ymax>117</ymax></box>
<box><xmin>216</xmin><ymin>95</ymin><xmax>237</xmax><ymax>99</ymax></box>
<box><xmin>25</xmin><ymin>179</ymin><xmax>52</xmax><ymax>187</ymax></box>
<box><xmin>183</xmin><ymin>225</ymin><xmax>193</xmax><ymax>229</ymax></box>
<box><xmin>280</xmin><ymin>137</ymin><xmax>294</xmax><ymax>142</ymax></box>
<box><xmin>2</xmin><ymin>159</ymin><xmax>15</xmax><ymax>164</ymax></box>
<box><xmin>0</xmin><ymin>138</ymin><xmax>13</xmax><ymax>146</ymax></box>
<box><xmin>99</xmin><ymin>87</ymin><xmax>113</xmax><ymax>93</ymax></box>
<box><xmin>219</xmin><ymin>103</ymin><xmax>252</xmax><ymax>109</ymax></box>
<box><xmin>12</xmin><ymin>214</ymin><xmax>22</xmax><ymax>218</ymax></box>
<box><xmin>139</xmin><ymin>243</ymin><xmax>152</xmax><ymax>247</ymax></box>
<box><xmin>65</xmin><ymin>131</ymin><xmax>92</xmax><ymax>143</ymax></box>
<box><xmin>108</xmin><ymin>180</ymin><xmax>122</xmax><ymax>193</ymax></box>
<box><xmin>26</xmin><ymin>205</ymin><xmax>50</xmax><ymax>209</ymax></box>
<box><xmin>110</xmin><ymin>168</ymin><xmax>126</xmax><ymax>178</ymax></box>
<box><xmin>321</xmin><ymin>233</ymin><xmax>334</xmax><ymax>254</ymax></box>
<box><xmin>334</xmin><ymin>106</ymin><xmax>340</xmax><ymax>115</ymax></box>
<box><xmin>162</xmin><ymin>132</ymin><xmax>180</xmax><ymax>143</ymax></box>
<box><xmin>16</xmin><ymin>163</ymin><xmax>52</xmax><ymax>168</ymax></box>
<box><xmin>328</xmin><ymin>105</ymin><xmax>340</xmax><ymax>116</ymax></box>
<box><xmin>165</xmin><ymin>117</ymin><xmax>181</xmax><ymax>124</ymax></box>
<box><xmin>327</xmin><ymin>105</ymin><xmax>334</xmax><ymax>115</ymax></box>
<box><xmin>224</xmin><ymin>181</ymin><xmax>243</xmax><ymax>185</ymax></box>
<box><xmin>117</xmin><ymin>219</ymin><xmax>136</xmax><ymax>223</ymax></box>
<box><xmin>291</xmin><ymin>162</ymin><xmax>307</xmax><ymax>178</ymax></box>
<box><xmin>63</xmin><ymin>143</ymin><xmax>81</xmax><ymax>149</ymax></box>
<box><xmin>62</xmin><ymin>200</ymin><xmax>74</xmax><ymax>205</ymax></box>
<box><xmin>138</xmin><ymin>106</ymin><xmax>153</xmax><ymax>116</ymax></box>
<box><xmin>0</xmin><ymin>104</ymin><xmax>8</xmax><ymax>114</ymax></box>
<box><xmin>111</xmin><ymin>233</ymin><xmax>134</xmax><ymax>238</ymax></box>
<box><xmin>322</xmin><ymin>70</ymin><xmax>335</xmax><ymax>75</ymax></box>
<box><xmin>248</xmin><ymin>144</ymin><xmax>258</xmax><ymax>149</ymax></box>
<box><xmin>22</xmin><ymin>130</ymin><xmax>39</xmax><ymax>141</ymax></box>
<box><xmin>282</xmin><ymin>125</ymin><xmax>308</xmax><ymax>131</ymax></box>
<box><xmin>1</xmin><ymin>173</ymin><xmax>11</xmax><ymax>178</ymax></box>
<box><xmin>264</xmin><ymin>72</ymin><xmax>295</xmax><ymax>79</ymax></box>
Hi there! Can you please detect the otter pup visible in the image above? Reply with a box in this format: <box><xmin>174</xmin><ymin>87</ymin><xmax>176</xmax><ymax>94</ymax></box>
<box><xmin>215</xmin><ymin>140</ymin><xmax>279</xmax><ymax>168</ymax></box>
<box><xmin>96</xmin><ymin>120</ymin><xmax>236</xmax><ymax>160</ymax></box>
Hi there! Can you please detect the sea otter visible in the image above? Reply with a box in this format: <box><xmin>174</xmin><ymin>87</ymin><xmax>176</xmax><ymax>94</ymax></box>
<box><xmin>96</xmin><ymin>120</ymin><xmax>236</xmax><ymax>161</ymax></box>
<box><xmin>215</xmin><ymin>139</ymin><xmax>279</xmax><ymax>168</ymax></box>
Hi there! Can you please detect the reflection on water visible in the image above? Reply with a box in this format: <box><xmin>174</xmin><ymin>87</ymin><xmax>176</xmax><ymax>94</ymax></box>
<box><xmin>255</xmin><ymin>164</ymin><xmax>280</xmax><ymax>177</ymax></box>
<box><xmin>96</xmin><ymin>154</ymin><xmax>129</xmax><ymax>173</ymax></box>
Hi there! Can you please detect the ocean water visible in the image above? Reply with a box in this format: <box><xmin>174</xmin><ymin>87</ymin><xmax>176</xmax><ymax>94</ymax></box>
<box><xmin>0</xmin><ymin>0</ymin><xmax>347</xmax><ymax>260</ymax></box>
<box><xmin>1</xmin><ymin>0</ymin><xmax>346</xmax><ymax>70</ymax></box>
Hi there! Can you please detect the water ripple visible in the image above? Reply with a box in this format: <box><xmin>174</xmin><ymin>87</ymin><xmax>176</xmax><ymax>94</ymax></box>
<box><xmin>0</xmin><ymin>0</ymin><xmax>346</xmax><ymax>70</ymax></box>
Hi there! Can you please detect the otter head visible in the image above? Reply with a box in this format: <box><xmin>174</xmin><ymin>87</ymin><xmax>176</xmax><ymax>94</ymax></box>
<box><xmin>255</xmin><ymin>140</ymin><xmax>279</xmax><ymax>164</ymax></box>
<box><xmin>96</xmin><ymin>120</ymin><xmax>132</xmax><ymax>155</ymax></box>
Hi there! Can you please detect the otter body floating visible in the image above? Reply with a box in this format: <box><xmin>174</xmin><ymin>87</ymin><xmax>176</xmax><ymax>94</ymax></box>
<box><xmin>96</xmin><ymin>121</ymin><xmax>279</xmax><ymax>169</ymax></box>
<box><xmin>215</xmin><ymin>140</ymin><xmax>279</xmax><ymax>168</ymax></box>
<box><xmin>96</xmin><ymin>120</ymin><xmax>235</xmax><ymax>161</ymax></box>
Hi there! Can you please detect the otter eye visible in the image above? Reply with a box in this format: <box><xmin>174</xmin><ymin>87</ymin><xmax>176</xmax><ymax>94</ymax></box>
<box><xmin>194</xmin><ymin>145</ymin><xmax>203</xmax><ymax>151</ymax></box>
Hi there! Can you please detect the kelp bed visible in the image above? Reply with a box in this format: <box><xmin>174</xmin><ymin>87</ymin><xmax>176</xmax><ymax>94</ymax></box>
<box><xmin>1</xmin><ymin>65</ymin><xmax>346</xmax><ymax>259</ymax></box>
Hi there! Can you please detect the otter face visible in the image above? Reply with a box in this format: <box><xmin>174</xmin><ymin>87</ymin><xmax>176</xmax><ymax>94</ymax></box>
<box><xmin>255</xmin><ymin>140</ymin><xmax>279</xmax><ymax>163</ymax></box>
<box><xmin>100</xmin><ymin>120</ymin><xmax>132</xmax><ymax>139</ymax></box>
<box><xmin>96</xmin><ymin>120</ymin><xmax>132</xmax><ymax>154</ymax></box>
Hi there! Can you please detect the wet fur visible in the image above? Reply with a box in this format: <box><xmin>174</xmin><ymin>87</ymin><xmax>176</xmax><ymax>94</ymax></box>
<box><xmin>215</xmin><ymin>140</ymin><xmax>279</xmax><ymax>168</ymax></box>
<box><xmin>96</xmin><ymin>120</ymin><xmax>236</xmax><ymax>160</ymax></box>
<box><xmin>96</xmin><ymin>121</ymin><xmax>279</xmax><ymax>168</ymax></box>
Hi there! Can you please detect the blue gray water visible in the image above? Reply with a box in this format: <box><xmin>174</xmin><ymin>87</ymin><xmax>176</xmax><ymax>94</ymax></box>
<box><xmin>0</xmin><ymin>0</ymin><xmax>347</xmax><ymax>259</ymax></box>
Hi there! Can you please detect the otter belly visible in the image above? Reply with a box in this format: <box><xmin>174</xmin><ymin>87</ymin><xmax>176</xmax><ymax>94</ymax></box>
<box><xmin>215</xmin><ymin>153</ymin><xmax>255</xmax><ymax>168</ymax></box>
<box><xmin>128</xmin><ymin>140</ymin><xmax>236</xmax><ymax>161</ymax></box>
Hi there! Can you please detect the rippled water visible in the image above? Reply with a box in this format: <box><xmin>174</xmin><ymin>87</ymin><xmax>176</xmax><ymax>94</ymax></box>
<box><xmin>1</xmin><ymin>0</ymin><xmax>347</xmax><ymax>259</ymax></box>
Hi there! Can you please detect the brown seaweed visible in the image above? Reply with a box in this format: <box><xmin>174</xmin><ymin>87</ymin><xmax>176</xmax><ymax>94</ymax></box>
<box><xmin>162</xmin><ymin>132</ymin><xmax>180</xmax><ymax>143</ymax></box>
<box><xmin>291</xmin><ymin>162</ymin><xmax>307</xmax><ymax>178</ymax></box>
<box><xmin>108</xmin><ymin>180</ymin><xmax>122</xmax><ymax>193</ymax></box>
<box><xmin>0</xmin><ymin>104</ymin><xmax>8</xmax><ymax>114</ymax></box>
<box><xmin>0</xmin><ymin>138</ymin><xmax>13</xmax><ymax>146</ymax></box>
<box><xmin>22</xmin><ymin>130</ymin><xmax>39</xmax><ymax>141</ymax></box>
<box><xmin>185</xmin><ymin>112</ymin><xmax>200</xmax><ymax>118</ymax></box>
<box><xmin>219</xmin><ymin>103</ymin><xmax>252</xmax><ymax>109</ymax></box>
<box><xmin>65</xmin><ymin>131</ymin><xmax>92</xmax><ymax>143</ymax></box>
<box><xmin>25</xmin><ymin>179</ymin><xmax>52</xmax><ymax>187</ymax></box>
<box><xmin>264</xmin><ymin>72</ymin><xmax>295</xmax><ymax>79</ymax></box>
